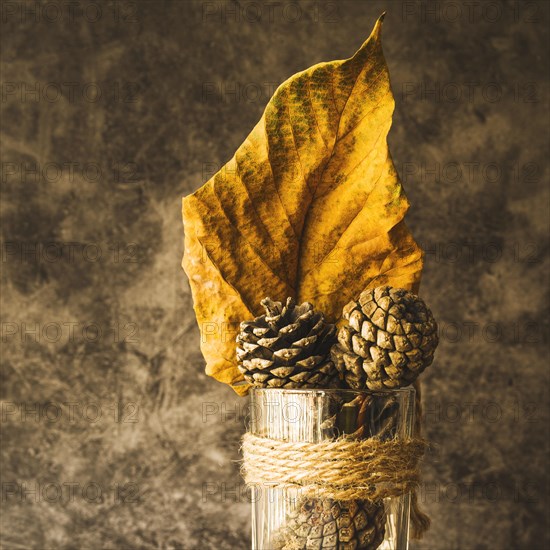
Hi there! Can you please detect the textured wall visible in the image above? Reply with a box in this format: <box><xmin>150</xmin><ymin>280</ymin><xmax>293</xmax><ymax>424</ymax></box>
<box><xmin>1</xmin><ymin>1</ymin><xmax>548</xmax><ymax>549</ymax></box>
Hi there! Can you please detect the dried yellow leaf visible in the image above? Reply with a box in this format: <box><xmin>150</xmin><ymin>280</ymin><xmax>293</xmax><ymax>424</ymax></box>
<box><xmin>182</xmin><ymin>15</ymin><xmax>423</xmax><ymax>395</ymax></box>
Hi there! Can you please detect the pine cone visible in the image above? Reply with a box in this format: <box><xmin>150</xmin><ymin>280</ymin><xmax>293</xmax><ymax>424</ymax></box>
<box><xmin>279</xmin><ymin>498</ymin><xmax>386</xmax><ymax>550</ymax></box>
<box><xmin>236</xmin><ymin>297</ymin><xmax>339</xmax><ymax>388</ymax></box>
<box><xmin>331</xmin><ymin>286</ymin><xmax>438</xmax><ymax>390</ymax></box>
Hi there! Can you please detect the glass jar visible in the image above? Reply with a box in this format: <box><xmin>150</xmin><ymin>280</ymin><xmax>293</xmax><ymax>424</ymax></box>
<box><xmin>248</xmin><ymin>387</ymin><xmax>416</xmax><ymax>550</ymax></box>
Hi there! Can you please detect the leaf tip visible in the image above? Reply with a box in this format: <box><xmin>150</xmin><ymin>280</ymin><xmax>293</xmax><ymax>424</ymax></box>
<box><xmin>374</xmin><ymin>12</ymin><xmax>386</xmax><ymax>36</ymax></box>
<box><xmin>231</xmin><ymin>380</ymin><xmax>251</xmax><ymax>397</ymax></box>
<box><xmin>353</xmin><ymin>13</ymin><xmax>386</xmax><ymax>60</ymax></box>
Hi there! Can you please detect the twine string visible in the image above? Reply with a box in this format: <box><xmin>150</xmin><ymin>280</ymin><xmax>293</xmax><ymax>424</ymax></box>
<box><xmin>242</xmin><ymin>434</ymin><xmax>426</xmax><ymax>502</ymax></box>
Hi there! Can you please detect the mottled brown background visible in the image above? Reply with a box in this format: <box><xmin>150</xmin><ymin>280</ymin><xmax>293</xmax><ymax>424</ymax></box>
<box><xmin>1</xmin><ymin>0</ymin><xmax>548</xmax><ymax>549</ymax></box>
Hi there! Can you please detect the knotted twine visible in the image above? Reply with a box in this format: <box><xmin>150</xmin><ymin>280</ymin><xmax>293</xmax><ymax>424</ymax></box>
<box><xmin>241</xmin><ymin>381</ymin><xmax>430</xmax><ymax>539</ymax></box>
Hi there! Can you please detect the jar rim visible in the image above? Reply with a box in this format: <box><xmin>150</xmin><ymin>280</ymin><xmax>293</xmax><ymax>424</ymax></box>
<box><xmin>249</xmin><ymin>386</ymin><xmax>416</xmax><ymax>396</ymax></box>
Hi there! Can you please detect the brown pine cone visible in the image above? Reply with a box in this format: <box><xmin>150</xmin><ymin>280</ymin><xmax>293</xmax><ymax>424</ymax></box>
<box><xmin>279</xmin><ymin>498</ymin><xmax>386</xmax><ymax>550</ymax></box>
<box><xmin>331</xmin><ymin>286</ymin><xmax>438</xmax><ymax>390</ymax></box>
<box><xmin>236</xmin><ymin>297</ymin><xmax>339</xmax><ymax>388</ymax></box>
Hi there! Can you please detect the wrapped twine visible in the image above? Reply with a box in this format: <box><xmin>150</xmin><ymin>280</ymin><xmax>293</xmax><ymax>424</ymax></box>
<box><xmin>241</xmin><ymin>434</ymin><xmax>426</xmax><ymax>502</ymax></box>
